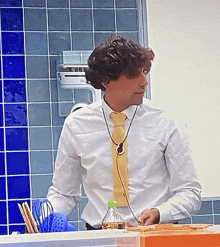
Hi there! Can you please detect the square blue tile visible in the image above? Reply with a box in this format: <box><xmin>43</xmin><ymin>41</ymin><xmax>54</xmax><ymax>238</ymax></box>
<box><xmin>47</xmin><ymin>0</ymin><xmax>69</xmax><ymax>8</ymax></box>
<box><xmin>8</xmin><ymin>176</ymin><xmax>30</xmax><ymax>199</ymax></box>
<box><xmin>0</xmin><ymin>62</ymin><xmax>1</xmax><ymax>78</ymax></box>
<box><xmin>68</xmin><ymin>221</ymin><xmax>78</xmax><ymax>231</ymax></box>
<box><xmin>29</xmin><ymin>127</ymin><xmax>52</xmax><ymax>150</ymax></box>
<box><xmin>192</xmin><ymin>215</ymin><xmax>213</xmax><ymax>224</ymax></box>
<box><xmin>0</xmin><ymin>177</ymin><xmax>6</xmax><ymax>200</ymax></box>
<box><xmin>0</xmin><ymin>104</ymin><xmax>3</xmax><ymax>127</ymax></box>
<box><xmin>94</xmin><ymin>32</ymin><xmax>115</xmax><ymax>47</ymax></box>
<box><xmin>48</xmin><ymin>32</ymin><xmax>71</xmax><ymax>55</ymax></box>
<box><xmin>27</xmin><ymin>80</ymin><xmax>50</xmax><ymax>102</ymax></box>
<box><xmin>0</xmin><ymin>226</ymin><xmax>7</xmax><ymax>235</ymax></box>
<box><xmin>52</xmin><ymin>103</ymin><xmax>65</xmax><ymax>126</ymax></box>
<box><xmin>2</xmin><ymin>32</ymin><xmax>24</xmax><ymax>55</ymax></box>
<box><xmin>213</xmin><ymin>200</ymin><xmax>220</xmax><ymax>214</ymax></box>
<box><xmin>28</xmin><ymin>103</ymin><xmax>51</xmax><ymax>126</ymax></box>
<box><xmin>30</xmin><ymin>151</ymin><xmax>53</xmax><ymax>174</ymax></box>
<box><xmin>118</xmin><ymin>32</ymin><xmax>139</xmax><ymax>42</ymax></box>
<box><xmin>50</xmin><ymin>79</ymin><xmax>58</xmax><ymax>102</ymax></box>
<box><xmin>70</xmin><ymin>0</ymin><xmax>92</xmax><ymax>8</ymax></box>
<box><xmin>48</xmin><ymin>9</ymin><xmax>70</xmax><ymax>31</ymax></box>
<box><xmin>24</xmin><ymin>8</ymin><xmax>47</xmax><ymax>31</ymax></box>
<box><xmin>58</xmin><ymin>85</ymin><xmax>73</xmax><ymax>101</ymax></box>
<box><xmin>71</xmin><ymin>9</ymin><xmax>93</xmax><ymax>31</ymax></box>
<box><xmin>116</xmin><ymin>9</ymin><xmax>138</xmax><ymax>31</ymax></box>
<box><xmin>75</xmin><ymin>89</ymin><xmax>93</xmax><ymax>104</ymax></box>
<box><xmin>94</xmin><ymin>10</ymin><xmax>115</xmax><ymax>31</ymax></box>
<box><xmin>49</xmin><ymin>56</ymin><xmax>59</xmax><ymax>78</ymax></box>
<box><xmin>4</xmin><ymin>80</ymin><xmax>26</xmax><ymax>102</ymax></box>
<box><xmin>214</xmin><ymin>215</ymin><xmax>220</xmax><ymax>225</ymax></box>
<box><xmin>0</xmin><ymin>152</ymin><xmax>5</xmax><ymax>175</ymax></box>
<box><xmin>79</xmin><ymin>197</ymin><xmax>88</xmax><ymax>217</ymax></box>
<box><xmin>178</xmin><ymin>217</ymin><xmax>192</xmax><ymax>224</ymax></box>
<box><xmin>1</xmin><ymin>0</ymin><xmax>22</xmax><ymax>7</ymax></box>
<box><xmin>52</xmin><ymin>127</ymin><xmax>62</xmax><ymax>149</ymax></box>
<box><xmin>0</xmin><ymin>33</ymin><xmax>14</xmax><ymax>56</ymax></box>
<box><xmin>6</xmin><ymin>127</ymin><xmax>28</xmax><ymax>151</ymax></box>
<box><xmin>67</xmin><ymin>205</ymin><xmax>79</xmax><ymax>221</ymax></box>
<box><xmin>1</xmin><ymin>8</ymin><xmax>23</xmax><ymax>31</ymax></box>
<box><xmin>3</xmin><ymin>56</ymin><xmax>25</xmax><ymax>79</ymax></box>
<box><xmin>195</xmin><ymin>201</ymin><xmax>213</xmax><ymax>215</ymax></box>
<box><xmin>25</xmin><ymin>32</ymin><xmax>48</xmax><ymax>55</ymax></box>
<box><xmin>0</xmin><ymin>201</ymin><xmax>7</xmax><ymax>224</ymax></box>
<box><xmin>58</xmin><ymin>102</ymin><xmax>73</xmax><ymax>117</ymax></box>
<box><xmin>115</xmin><ymin>0</ymin><xmax>136</xmax><ymax>8</ymax></box>
<box><xmin>6</xmin><ymin>152</ymin><xmax>29</xmax><ymax>175</ymax></box>
<box><xmin>23</xmin><ymin>0</ymin><xmax>46</xmax><ymax>7</ymax></box>
<box><xmin>8</xmin><ymin>200</ymin><xmax>30</xmax><ymax>224</ymax></box>
<box><xmin>31</xmin><ymin>174</ymin><xmax>53</xmax><ymax>198</ymax></box>
<box><xmin>79</xmin><ymin>219</ymin><xmax>87</xmax><ymax>231</ymax></box>
<box><xmin>26</xmin><ymin>56</ymin><xmax>49</xmax><ymax>79</ymax></box>
<box><xmin>0</xmin><ymin>81</ymin><xmax>2</xmax><ymax>102</ymax></box>
<box><xmin>0</xmin><ymin>128</ymin><xmax>4</xmax><ymax>151</ymax></box>
<box><xmin>9</xmin><ymin>225</ymin><xmax>26</xmax><ymax>235</ymax></box>
<box><xmin>4</xmin><ymin>104</ymin><xmax>27</xmax><ymax>127</ymax></box>
<box><xmin>93</xmin><ymin>0</ymin><xmax>114</xmax><ymax>8</ymax></box>
<box><xmin>72</xmin><ymin>32</ymin><xmax>93</xmax><ymax>50</ymax></box>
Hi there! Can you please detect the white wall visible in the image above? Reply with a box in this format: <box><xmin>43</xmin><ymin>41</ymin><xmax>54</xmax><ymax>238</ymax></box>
<box><xmin>147</xmin><ymin>0</ymin><xmax>220</xmax><ymax>197</ymax></box>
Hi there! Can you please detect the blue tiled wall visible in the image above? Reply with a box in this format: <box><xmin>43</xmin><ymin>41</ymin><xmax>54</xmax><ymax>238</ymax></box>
<box><xmin>0</xmin><ymin>0</ymin><xmax>141</xmax><ymax>235</ymax></box>
<box><xmin>0</xmin><ymin>0</ymin><xmax>219</xmax><ymax>236</ymax></box>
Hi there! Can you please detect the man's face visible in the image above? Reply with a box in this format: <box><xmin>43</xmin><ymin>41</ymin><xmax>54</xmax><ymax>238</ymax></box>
<box><xmin>105</xmin><ymin>68</ymin><xmax>148</xmax><ymax>109</ymax></box>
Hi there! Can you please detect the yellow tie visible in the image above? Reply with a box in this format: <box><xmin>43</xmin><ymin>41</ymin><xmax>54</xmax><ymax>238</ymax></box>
<box><xmin>111</xmin><ymin>112</ymin><xmax>129</xmax><ymax>207</ymax></box>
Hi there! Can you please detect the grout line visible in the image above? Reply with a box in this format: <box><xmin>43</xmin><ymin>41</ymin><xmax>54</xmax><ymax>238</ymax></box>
<box><xmin>69</xmin><ymin>0</ymin><xmax>73</xmax><ymax>50</ymax></box>
<box><xmin>1</xmin><ymin>125</ymin><xmax>62</xmax><ymax>128</ymax></box>
<box><xmin>212</xmin><ymin>200</ymin><xmax>215</xmax><ymax>224</ymax></box>
<box><xmin>0</xmin><ymin>10</ymin><xmax>10</xmax><ymax>235</ymax></box>
<box><xmin>0</xmin><ymin>150</ymin><xmax>57</xmax><ymax>152</ymax></box>
<box><xmin>1</xmin><ymin>30</ymin><xmax>138</xmax><ymax>33</ymax></box>
<box><xmin>0</xmin><ymin>174</ymin><xmax>53</xmax><ymax>178</ymax></box>
<box><xmin>21</xmin><ymin>6</ymin><xmax>137</xmax><ymax>9</ymax></box>
<box><xmin>91</xmin><ymin>0</ymin><xmax>95</xmax><ymax>49</ymax></box>
<box><xmin>113</xmin><ymin>0</ymin><xmax>117</xmax><ymax>35</ymax></box>
<box><xmin>45</xmin><ymin>1</ymin><xmax>56</xmax><ymax>175</ymax></box>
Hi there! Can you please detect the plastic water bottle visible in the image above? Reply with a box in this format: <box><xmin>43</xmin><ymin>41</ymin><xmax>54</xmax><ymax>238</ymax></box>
<box><xmin>102</xmin><ymin>201</ymin><xmax>125</xmax><ymax>229</ymax></box>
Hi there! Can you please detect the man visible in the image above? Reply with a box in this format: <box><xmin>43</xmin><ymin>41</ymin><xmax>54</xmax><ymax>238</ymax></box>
<box><xmin>47</xmin><ymin>36</ymin><xmax>202</xmax><ymax>229</ymax></box>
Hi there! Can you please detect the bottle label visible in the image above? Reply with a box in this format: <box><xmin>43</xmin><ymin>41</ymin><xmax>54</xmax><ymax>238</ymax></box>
<box><xmin>102</xmin><ymin>222</ymin><xmax>125</xmax><ymax>229</ymax></box>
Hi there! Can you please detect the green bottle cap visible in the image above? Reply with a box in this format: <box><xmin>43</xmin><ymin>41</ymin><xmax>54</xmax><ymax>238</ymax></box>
<box><xmin>108</xmin><ymin>201</ymin><xmax>117</xmax><ymax>207</ymax></box>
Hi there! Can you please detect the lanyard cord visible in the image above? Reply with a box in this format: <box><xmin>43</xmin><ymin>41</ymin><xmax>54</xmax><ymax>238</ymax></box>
<box><xmin>102</xmin><ymin>106</ymin><xmax>139</xmax><ymax>225</ymax></box>
<box><xmin>115</xmin><ymin>152</ymin><xmax>139</xmax><ymax>224</ymax></box>
<box><xmin>102</xmin><ymin>106</ymin><xmax>138</xmax><ymax>147</ymax></box>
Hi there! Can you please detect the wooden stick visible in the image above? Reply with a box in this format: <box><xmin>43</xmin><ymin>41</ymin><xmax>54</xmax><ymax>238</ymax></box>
<box><xmin>18</xmin><ymin>203</ymin><xmax>34</xmax><ymax>234</ymax></box>
<box><xmin>23</xmin><ymin>202</ymin><xmax>39</xmax><ymax>233</ymax></box>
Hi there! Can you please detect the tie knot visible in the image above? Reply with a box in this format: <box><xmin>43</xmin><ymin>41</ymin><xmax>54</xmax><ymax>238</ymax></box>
<box><xmin>111</xmin><ymin>112</ymin><xmax>127</xmax><ymax>126</ymax></box>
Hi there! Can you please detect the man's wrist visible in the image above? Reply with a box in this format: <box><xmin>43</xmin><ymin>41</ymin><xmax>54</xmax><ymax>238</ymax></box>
<box><xmin>150</xmin><ymin>208</ymin><xmax>160</xmax><ymax>224</ymax></box>
<box><xmin>154</xmin><ymin>206</ymin><xmax>172</xmax><ymax>223</ymax></box>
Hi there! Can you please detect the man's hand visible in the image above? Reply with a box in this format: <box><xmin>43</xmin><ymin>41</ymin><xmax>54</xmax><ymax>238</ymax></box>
<box><xmin>138</xmin><ymin>208</ymin><xmax>160</xmax><ymax>226</ymax></box>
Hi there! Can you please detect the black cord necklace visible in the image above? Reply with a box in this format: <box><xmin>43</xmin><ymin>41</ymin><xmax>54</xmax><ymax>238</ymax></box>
<box><xmin>102</xmin><ymin>106</ymin><xmax>138</xmax><ymax>154</ymax></box>
<box><xmin>102</xmin><ymin>105</ymin><xmax>139</xmax><ymax>224</ymax></box>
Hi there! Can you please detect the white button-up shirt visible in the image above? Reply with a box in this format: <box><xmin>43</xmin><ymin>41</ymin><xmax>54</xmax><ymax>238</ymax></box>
<box><xmin>47</xmin><ymin>98</ymin><xmax>202</xmax><ymax>227</ymax></box>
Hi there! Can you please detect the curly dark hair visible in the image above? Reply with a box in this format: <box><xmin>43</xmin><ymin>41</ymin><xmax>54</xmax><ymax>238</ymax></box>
<box><xmin>85</xmin><ymin>35</ymin><xmax>155</xmax><ymax>91</ymax></box>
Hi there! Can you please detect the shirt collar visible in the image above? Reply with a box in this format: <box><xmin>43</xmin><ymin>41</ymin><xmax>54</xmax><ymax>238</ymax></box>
<box><xmin>102</xmin><ymin>96</ymin><xmax>139</xmax><ymax>123</ymax></box>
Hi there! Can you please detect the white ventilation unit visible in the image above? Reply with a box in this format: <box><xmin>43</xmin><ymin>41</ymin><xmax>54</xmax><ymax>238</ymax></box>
<box><xmin>57</xmin><ymin>51</ymin><xmax>102</xmax><ymax>117</ymax></box>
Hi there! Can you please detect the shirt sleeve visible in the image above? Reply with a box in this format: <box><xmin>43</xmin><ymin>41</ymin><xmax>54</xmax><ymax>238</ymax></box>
<box><xmin>47</xmin><ymin>117</ymin><xmax>84</xmax><ymax>216</ymax></box>
<box><xmin>155</xmin><ymin>127</ymin><xmax>202</xmax><ymax>223</ymax></box>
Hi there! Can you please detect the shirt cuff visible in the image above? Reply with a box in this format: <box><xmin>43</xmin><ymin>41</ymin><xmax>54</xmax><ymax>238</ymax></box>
<box><xmin>154</xmin><ymin>205</ymin><xmax>172</xmax><ymax>224</ymax></box>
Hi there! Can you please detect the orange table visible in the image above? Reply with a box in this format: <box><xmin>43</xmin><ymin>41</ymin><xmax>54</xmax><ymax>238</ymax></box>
<box><xmin>140</xmin><ymin>231</ymin><xmax>220</xmax><ymax>247</ymax></box>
